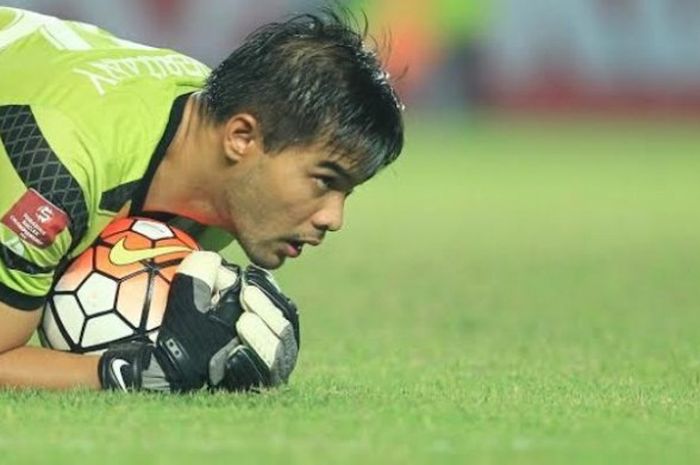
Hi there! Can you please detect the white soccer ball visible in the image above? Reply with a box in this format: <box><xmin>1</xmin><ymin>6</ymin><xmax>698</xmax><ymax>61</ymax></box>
<box><xmin>39</xmin><ymin>217</ymin><xmax>198</xmax><ymax>354</ymax></box>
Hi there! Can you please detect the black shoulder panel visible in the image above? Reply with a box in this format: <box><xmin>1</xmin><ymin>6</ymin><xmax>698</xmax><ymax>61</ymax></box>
<box><xmin>0</xmin><ymin>242</ymin><xmax>53</xmax><ymax>275</ymax></box>
<box><xmin>0</xmin><ymin>105</ymin><xmax>89</xmax><ymax>251</ymax></box>
<box><xmin>99</xmin><ymin>180</ymin><xmax>139</xmax><ymax>213</ymax></box>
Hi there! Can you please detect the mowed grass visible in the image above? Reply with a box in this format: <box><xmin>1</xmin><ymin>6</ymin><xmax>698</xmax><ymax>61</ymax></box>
<box><xmin>2</xmin><ymin>115</ymin><xmax>700</xmax><ymax>464</ymax></box>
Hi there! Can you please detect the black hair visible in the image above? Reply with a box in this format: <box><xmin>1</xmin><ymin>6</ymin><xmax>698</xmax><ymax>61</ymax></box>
<box><xmin>202</xmin><ymin>7</ymin><xmax>404</xmax><ymax>180</ymax></box>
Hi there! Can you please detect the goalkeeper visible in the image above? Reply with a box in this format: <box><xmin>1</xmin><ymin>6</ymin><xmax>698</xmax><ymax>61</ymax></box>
<box><xmin>0</xmin><ymin>7</ymin><xmax>404</xmax><ymax>391</ymax></box>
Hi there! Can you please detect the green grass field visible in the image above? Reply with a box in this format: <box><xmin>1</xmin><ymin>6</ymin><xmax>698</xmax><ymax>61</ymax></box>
<box><xmin>2</xmin><ymin>115</ymin><xmax>700</xmax><ymax>464</ymax></box>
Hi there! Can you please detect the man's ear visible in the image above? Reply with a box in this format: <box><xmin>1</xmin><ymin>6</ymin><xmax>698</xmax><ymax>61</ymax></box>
<box><xmin>222</xmin><ymin>113</ymin><xmax>262</xmax><ymax>163</ymax></box>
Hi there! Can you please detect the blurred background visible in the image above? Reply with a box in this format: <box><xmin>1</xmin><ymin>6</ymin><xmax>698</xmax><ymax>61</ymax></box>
<box><xmin>5</xmin><ymin>0</ymin><xmax>700</xmax><ymax>115</ymax></box>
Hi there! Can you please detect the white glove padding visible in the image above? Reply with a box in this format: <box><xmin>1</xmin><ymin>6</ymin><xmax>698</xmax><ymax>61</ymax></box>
<box><xmin>211</xmin><ymin>265</ymin><xmax>300</xmax><ymax>390</ymax></box>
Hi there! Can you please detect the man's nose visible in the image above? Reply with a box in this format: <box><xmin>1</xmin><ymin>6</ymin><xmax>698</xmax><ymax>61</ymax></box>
<box><xmin>312</xmin><ymin>194</ymin><xmax>345</xmax><ymax>233</ymax></box>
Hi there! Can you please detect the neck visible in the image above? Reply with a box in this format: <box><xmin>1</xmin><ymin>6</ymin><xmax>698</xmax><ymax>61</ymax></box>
<box><xmin>142</xmin><ymin>93</ymin><xmax>221</xmax><ymax>225</ymax></box>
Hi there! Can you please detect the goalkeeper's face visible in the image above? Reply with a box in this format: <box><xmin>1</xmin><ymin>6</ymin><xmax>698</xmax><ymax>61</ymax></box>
<box><xmin>218</xmin><ymin>143</ymin><xmax>359</xmax><ymax>269</ymax></box>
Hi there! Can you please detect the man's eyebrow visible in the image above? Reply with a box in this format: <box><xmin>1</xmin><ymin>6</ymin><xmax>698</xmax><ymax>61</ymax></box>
<box><xmin>318</xmin><ymin>160</ymin><xmax>358</xmax><ymax>186</ymax></box>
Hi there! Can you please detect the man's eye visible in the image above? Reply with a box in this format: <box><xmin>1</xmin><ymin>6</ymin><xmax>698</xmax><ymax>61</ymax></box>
<box><xmin>314</xmin><ymin>176</ymin><xmax>334</xmax><ymax>190</ymax></box>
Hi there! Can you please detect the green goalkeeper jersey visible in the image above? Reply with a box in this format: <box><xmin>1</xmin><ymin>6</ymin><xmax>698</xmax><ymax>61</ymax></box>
<box><xmin>0</xmin><ymin>7</ymin><xmax>212</xmax><ymax>310</ymax></box>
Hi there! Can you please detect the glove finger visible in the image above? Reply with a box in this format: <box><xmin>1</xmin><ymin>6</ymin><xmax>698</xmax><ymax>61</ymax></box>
<box><xmin>240</xmin><ymin>285</ymin><xmax>291</xmax><ymax>338</ymax></box>
<box><xmin>209</xmin><ymin>262</ymin><xmax>242</xmax><ymax>325</ymax></box>
<box><xmin>221</xmin><ymin>345</ymin><xmax>272</xmax><ymax>391</ymax></box>
<box><xmin>245</xmin><ymin>265</ymin><xmax>282</xmax><ymax>292</ymax></box>
<box><xmin>208</xmin><ymin>337</ymin><xmax>240</xmax><ymax>386</ymax></box>
<box><xmin>172</xmin><ymin>251</ymin><xmax>222</xmax><ymax>311</ymax></box>
<box><xmin>235</xmin><ymin>313</ymin><xmax>278</xmax><ymax>370</ymax></box>
<box><xmin>236</xmin><ymin>312</ymin><xmax>297</xmax><ymax>384</ymax></box>
<box><xmin>244</xmin><ymin>265</ymin><xmax>300</xmax><ymax>344</ymax></box>
<box><xmin>214</xmin><ymin>262</ymin><xmax>239</xmax><ymax>294</ymax></box>
<box><xmin>244</xmin><ymin>266</ymin><xmax>291</xmax><ymax>312</ymax></box>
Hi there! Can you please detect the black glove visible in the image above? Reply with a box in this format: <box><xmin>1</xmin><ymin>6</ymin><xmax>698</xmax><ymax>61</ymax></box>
<box><xmin>98</xmin><ymin>255</ymin><xmax>301</xmax><ymax>393</ymax></box>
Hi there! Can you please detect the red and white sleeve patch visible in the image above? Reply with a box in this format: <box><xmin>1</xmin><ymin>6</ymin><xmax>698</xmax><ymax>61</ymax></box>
<box><xmin>1</xmin><ymin>189</ymin><xmax>70</xmax><ymax>249</ymax></box>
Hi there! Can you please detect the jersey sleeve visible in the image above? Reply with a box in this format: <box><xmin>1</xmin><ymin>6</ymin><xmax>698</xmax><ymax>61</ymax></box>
<box><xmin>0</xmin><ymin>105</ymin><xmax>92</xmax><ymax>310</ymax></box>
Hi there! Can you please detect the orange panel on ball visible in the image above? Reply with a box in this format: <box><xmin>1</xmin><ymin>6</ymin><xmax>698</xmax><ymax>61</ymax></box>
<box><xmin>115</xmin><ymin>272</ymin><xmax>149</xmax><ymax>328</ymax></box>
<box><xmin>123</xmin><ymin>232</ymin><xmax>152</xmax><ymax>249</ymax></box>
<box><xmin>53</xmin><ymin>247</ymin><xmax>94</xmax><ymax>292</ymax></box>
<box><xmin>146</xmin><ymin>275</ymin><xmax>170</xmax><ymax>331</ymax></box>
<box><xmin>153</xmin><ymin>252</ymin><xmax>191</xmax><ymax>266</ymax></box>
<box><xmin>173</xmin><ymin>228</ymin><xmax>200</xmax><ymax>250</ymax></box>
<box><xmin>99</xmin><ymin>218</ymin><xmax>135</xmax><ymax>239</ymax></box>
<box><xmin>157</xmin><ymin>265</ymin><xmax>178</xmax><ymax>284</ymax></box>
<box><xmin>101</xmin><ymin>230</ymin><xmax>152</xmax><ymax>249</ymax></box>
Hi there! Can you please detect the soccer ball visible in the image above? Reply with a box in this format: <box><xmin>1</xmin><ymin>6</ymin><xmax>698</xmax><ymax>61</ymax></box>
<box><xmin>39</xmin><ymin>217</ymin><xmax>199</xmax><ymax>354</ymax></box>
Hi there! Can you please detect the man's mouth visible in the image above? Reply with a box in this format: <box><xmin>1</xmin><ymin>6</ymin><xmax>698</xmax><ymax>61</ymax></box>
<box><xmin>286</xmin><ymin>240</ymin><xmax>304</xmax><ymax>257</ymax></box>
<box><xmin>284</xmin><ymin>238</ymin><xmax>321</xmax><ymax>258</ymax></box>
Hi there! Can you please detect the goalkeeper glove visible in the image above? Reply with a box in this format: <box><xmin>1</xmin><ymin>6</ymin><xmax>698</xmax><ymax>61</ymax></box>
<box><xmin>98</xmin><ymin>253</ymin><xmax>301</xmax><ymax>392</ymax></box>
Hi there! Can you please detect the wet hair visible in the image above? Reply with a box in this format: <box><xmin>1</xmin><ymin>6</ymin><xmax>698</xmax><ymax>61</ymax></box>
<box><xmin>201</xmin><ymin>8</ymin><xmax>404</xmax><ymax>180</ymax></box>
